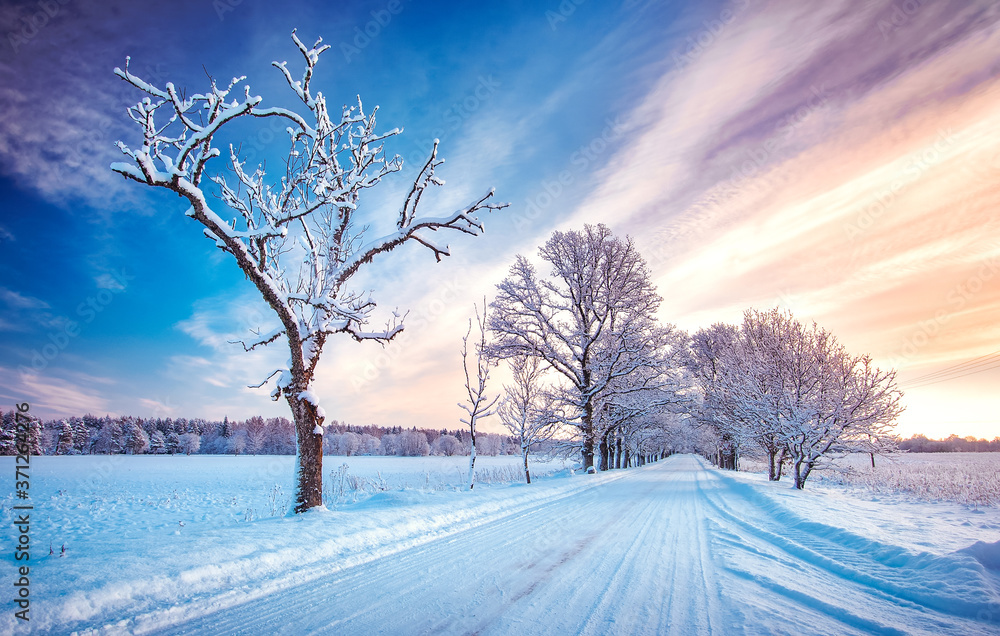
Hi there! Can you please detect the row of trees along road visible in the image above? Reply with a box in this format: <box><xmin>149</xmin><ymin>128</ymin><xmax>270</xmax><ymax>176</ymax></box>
<box><xmin>111</xmin><ymin>32</ymin><xmax>902</xmax><ymax>511</ymax></box>
<box><xmin>480</xmin><ymin>226</ymin><xmax>902</xmax><ymax>490</ymax></box>
<box><xmin>488</xmin><ymin>225</ymin><xmax>692</xmax><ymax>474</ymax></box>
<box><xmin>689</xmin><ymin>309</ymin><xmax>904</xmax><ymax>488</ymax></box>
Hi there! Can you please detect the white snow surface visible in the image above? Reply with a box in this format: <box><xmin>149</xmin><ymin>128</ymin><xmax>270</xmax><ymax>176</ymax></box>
<box><xmin>2</xmin><ymin>454</ymin><xmax>999</xmax><ymax>635</ymax></box>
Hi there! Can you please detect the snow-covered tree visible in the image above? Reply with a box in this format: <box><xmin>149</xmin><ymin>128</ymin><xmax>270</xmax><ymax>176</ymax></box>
<box><xmin>124</xmin><ymin>418</ymin><xmax>150</xmax><ymax>455</ymax></box>
<box><xmin>166</xmin><ymin>432</ymin><xmax>181</xmax><ymax>454</ymax></box>
<box><xmin>432</xmin><ymin>433</ymin><xmax>462</xmax><ymax>456</ymax></box>
<box><xmin>490</xmin><ymin>225</ymin><xmax>674</xmax><ymax>471</ymax></box>
<box><xmin>73</xmin><ymin>418</ymin><xmax>92</xmax><ymax>453</ymax></box>
<box><xmin>458</xmin><ymin>303</ymin><xmax>499</xmax><ymax>490</ymax></box>
<box><xmin>398</xmin><ymin>430</ymin><xmax>430</xmax><ymax>456</ymax></box>
<box><xmin>265</xmin><ymin>416</ymin><xmax>296</xmax><ymax>454</ymax></box>
<box><xmin>55</xmin><ymin>420</ymin><xmax>75</xmax><ymax>455</ymax></box>
<box><xmin>477</xmin><ymin>433</ymin><xmax>503</xmax><ymax>456</ymax></box>
<box><xmin>358</xmin><ymin>432</ymin><xmax>380</xmax><ymax>455</ymax></box>
<box><xmin>150</xmin><ymin>430</ymin><xmax>167</xmax><ymax>454</ymax></box>
<box><xmin>27</xmin><ymin>419</ymin><xmax>42</xmax><ymax>456</ymax></box>
<box><xmin>95</xmin><ymin>419</ymin><xmax>124</xmax><ymax>455</ymax></box>
<box><xmin>773</xmin><ymin>318</ymin><xmax>903</xmax><ymax>489</ymax></box>
<box><xmin>707</xmin><ymin>308</ymin><xmax>904</xmax><ymax>488</ymax></box>
<box><xmin>497</xmin><ymin>355</ymin><xmax>557</xmax><ymax>483</ymax></box>
<box><xmin>245</xmin><ymin>415</ymin><xmax>267</xmax><ymax>454</ymax></box>
<box><xmin>689</xmin><ymin>323</ymin><xmax>742</xmax><ymax>469</ymax></box>
<box><xmin>591</xmin><ymin>323</ymin><xmax>694</xmax><ymax>471</ymax></box>
<box><xmin>379</xmin><ymin>433</ymin><xmax>399</xmax><ymax>456</ymax></box>
<box><xmin>112</xmin><ymin>31</ymin><xmax>505</xmax><ymax>511</ymax></box>
<box><xmin>333</xmin><ymin>431</ymin><xmax>361</xmax><ymax>456</ymax></box>
<box><xmin>2</xmin><ymin>411</ymin><xmax>42</xmax><ymax>456</ymax></box>
<box><xmin>0</xmin><ymin>411</ymin><xmax>16</xmax><ymax>455</ymax></box>
<box><xmin>179</xmin><ymin>432</ymin><xmax>202</xmax><ymax>455</ymax></box>
<box><xmin>227</xmin><ymin>431</ymin><xmax>248</xmax><ymax>455</ymax></box>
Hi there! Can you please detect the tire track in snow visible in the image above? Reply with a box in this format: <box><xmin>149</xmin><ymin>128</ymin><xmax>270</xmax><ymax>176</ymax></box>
<box><xmin>147</xmin><ymin>479</ymin><xmax>616</xmax><ymax>635</ymax></box>
<box><xmin>101</xmin><ymin>473</ymin><xmax>627</xmax><ymax>636</ymax></box>
<box><xmin>512</xmin><ymin>466</ymin><xmax>676</xmax><ymax>635</ymax></box>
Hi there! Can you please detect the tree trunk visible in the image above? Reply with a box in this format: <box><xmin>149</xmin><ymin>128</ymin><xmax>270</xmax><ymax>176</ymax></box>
<box><xmin>775</xmin><ymin>448</ymin><xmax>786</xmax><ymax>480</ymax></box>
<box><xmin>615</xmin><ymin>436</ymin><xmax>622</xmax><ymax>469</ymax></box>
<box><xmin>288</xmin><ymin>392</ymin><xmax>324</xmax><ymax>512</ymax></box>
<box><xmin>522</xmin><ymin>446</ymin><xmax>531</xmax><ymax>484</ymax></box>
<box><xmin>794</xmin><ymin>459</ymin><xmax>811</xmax><ymax>489</ymax></box>
<box><xmin>870</xmin><ymin>452</ymin><xmax>875</xmax><ymax>468</ymax></box>
<box><xmin>581</xmin><ymin>401</ymin><xmax>595</xmax><ymax>471</ymax></box>
<box><xmin>468</xmin><ymin>419</ymin><xmax>477</xmax><ymax>490</ymax></box>
<box><xmin>767</xmin><ymin>447</ymin><xmax>779</xmax><ymax>481</ymax></box>
<box><xmin>599</xmin><ymin>430</ymin><xmax>609</xmax><ymax>471</ymax></box>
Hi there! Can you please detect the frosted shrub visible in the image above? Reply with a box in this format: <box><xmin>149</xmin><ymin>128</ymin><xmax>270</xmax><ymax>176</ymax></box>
<box><xmin>474</xmin><ymin>464</ymin><xmax>523</xmax><ymax>484</ymax></box>
<box><xmin>323</xmin><ymin>464</ymin><xmax>390</xmax><ymax>506</ymax></box>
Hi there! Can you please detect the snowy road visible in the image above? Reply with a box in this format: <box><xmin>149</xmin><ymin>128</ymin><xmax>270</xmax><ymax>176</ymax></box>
<box><xmin>121</xmin><ymin>455</ymin><xmax>999</xmax><ymax>636</ymax></box>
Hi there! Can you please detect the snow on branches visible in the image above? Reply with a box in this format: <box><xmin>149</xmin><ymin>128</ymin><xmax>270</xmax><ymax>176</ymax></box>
<box><xmin>113</xmin><ymin>31</ymin><xmax>505</xmax><ymax>390</ymax></box>
<box><xmin>112</xmin><ymin>30</ymin><xmax>506</xmax><ymax>512</ymax></box>
<box><xmin>489</xmin><ymin>224</ymin><xmax>693</xmax><ymax>471</ymax></box>
<box><xmin>459</xmin><ymin>301</ymin><xmax>499</xmax><ymax>490</ymax></box>
<box><xmin>691</xmin><ymin>308</ymin><xmax>904</xmax><ymax>488</ymax></box>
<box><xmin>497</xmin><ymin>355</ymin><xmax>559</xmax><ymax>483</ymax></box>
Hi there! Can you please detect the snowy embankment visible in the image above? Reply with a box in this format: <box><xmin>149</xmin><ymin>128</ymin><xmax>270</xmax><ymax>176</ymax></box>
<box><xmin>2</xmin><ymin>454</ymin><xmax>999</xmax><ymax>635</ymax></box>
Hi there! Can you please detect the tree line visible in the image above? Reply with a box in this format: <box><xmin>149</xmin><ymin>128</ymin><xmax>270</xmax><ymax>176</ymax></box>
<box><xmin>0</xmin><ymin>412</ymin><xmax>518</xmax><ymax>458</ymax></box>
<box><xmin>898</xmin><ymin>435</ymin><xmax>1000</xmax><ymax>453</ymax></box>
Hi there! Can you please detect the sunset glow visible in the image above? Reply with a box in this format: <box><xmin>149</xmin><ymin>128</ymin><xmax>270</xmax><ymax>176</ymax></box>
<box><xmin>1</xmin><ymin>0</ymin><xmax>997</xmax><ymax>439</ymax></box>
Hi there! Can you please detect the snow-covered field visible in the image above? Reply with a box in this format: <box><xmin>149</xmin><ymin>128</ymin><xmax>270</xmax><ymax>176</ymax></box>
<box><xmin>741</xmin><ymin>452</ymin><xmax>1000</xmax><ymax>508</ymax></box>
<box><xmin>2</xmin><ymin>454</ymin><xmax>999</xmax><ymax>634</ymax></box>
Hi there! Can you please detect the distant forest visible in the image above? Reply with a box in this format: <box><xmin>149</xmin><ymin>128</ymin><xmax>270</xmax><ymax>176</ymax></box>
<box><xmin>897</xmin><ymin>434</ymin><xmax>1000</xmax><ymax>453</ymax></box>
<box><xmin>0</xmin><ymin>411</ymin><xmax>519</xmax><ymax>457</ymax></box>
<box><xmin>1</xmin><ymin>410</ymin><xmax>996</xmax><ymax>456</ymax></box>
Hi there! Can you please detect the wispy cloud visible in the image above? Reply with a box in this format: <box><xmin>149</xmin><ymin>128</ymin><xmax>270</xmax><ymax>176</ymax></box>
<box><xmin>0</xmin><ymin>286</ymin><xmax>63</xmax><ymax>333</ymax></box>
<box><xmin>0</xmin><ymin>2</ymin><xmax>169</xmax><ymax>211</ymax></box>
<box><xmin>0</xmin><ymin>286</ymin><xmax>49</xmax><ymax>310</ymax></box>
<box><xmin>0</xmin><ymin>367</ymin><xmax>113</xmax><ymax>418</ymax></box>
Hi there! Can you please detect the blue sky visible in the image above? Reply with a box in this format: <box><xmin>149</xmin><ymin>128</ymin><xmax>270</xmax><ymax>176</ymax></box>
<box><xmin>1</xmin><ymin>0</ymin><xmax>999</xmax><ymax>438</ymax></box>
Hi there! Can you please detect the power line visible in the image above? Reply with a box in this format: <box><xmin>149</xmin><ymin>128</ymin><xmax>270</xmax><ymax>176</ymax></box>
<box><xmin>905</xmin><ymin>361</ymin><xmax>1000</xmax><ymax>387</ymax></box>
<box><xmin>903</xmin><ymin>349</ymin><xmax>1000</xmax><ymax>385</ymax></box>
<box><xmin>903</xmin><ymin>356</ymin><xmax>1000</xmax><ymax>389</ymax></box>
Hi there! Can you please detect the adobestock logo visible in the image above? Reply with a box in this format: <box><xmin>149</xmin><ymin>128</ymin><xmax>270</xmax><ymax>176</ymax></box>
<box><xmin>17</xmin><ymin>268</ymin><xmax>135</xmax><ymax>378</ymax></box>
<box><xmin>672</xmin><ymin>0</ymin><xmax>751</xmax><ymax>70</ymax></box>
